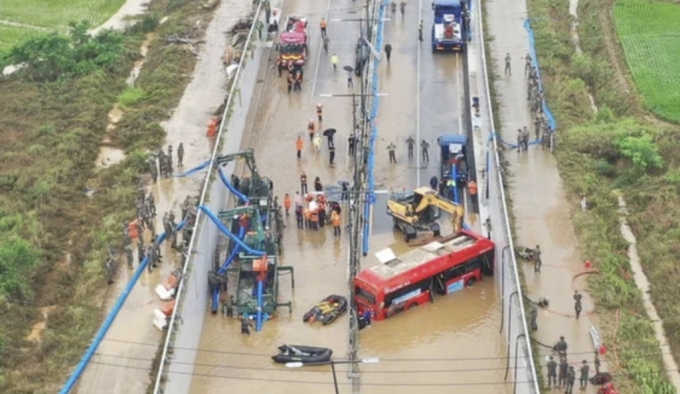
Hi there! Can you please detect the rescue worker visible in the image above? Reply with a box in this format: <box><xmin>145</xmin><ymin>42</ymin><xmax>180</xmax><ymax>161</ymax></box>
<box><xmin>565</xmin><ymin>365</ymin><xmax>576</xmax><ymax>394</ymax></box>
<box><xmin>400</xmin><ymin>0</ymin><xmax>406</xmax><ymax>18</ymax></box>
<box><xmin>313</xmin><ymin>134</ymin><xmax>322</xmax><ymax>151</ymax></box>
<box><xmin>418</xmin><ymin>20</ymin><xmax>423</xmax><ymax>41</ymax></box>
<box><xmin>149</xmin><ymin>158</ymin><xmax>158</xmax><ymax>183</ymax></box>
<box><xmin>468</xmin><ymin>180</ymin><xmax>477</xmax><ymax>197</ymax></box>
<box><xmin>579</xmin><ymin>360</ymin><xmax>589</xmax><ymax>390</ymax></box>
<box><xmin>227</xmin><ymin>295</ymin><xmax>235</xmax><ymax>317</ymax></box>
<box><xmin>387</xmin><ymin>142</ymin><xmax>397</xmax><ymax>163</ymax></box>
<box><xmin>429</xmin><ymin>175</ymin><xmax>438</xmax><ymax>191</ymax></box>
<box><xmin>147</xmin><ymin>193</ymin><xmax>156</xmax><ymax>217</ymax></box>
<box><xmin>241</xmin><ymin>317</ymin><xmax>253</xmax><ymax>335</ymax></box>
<box><xmin>525</xmin><ymin>52</ymin><xmax>532</xmax><ymax>76</ymax></box>
<box><xmin>295</xmin><ymin>205</ymin><xmax>304</xmax><ymax>228</ymax></box>
<box><xmin>124</xmin><ymin>244</ymin><xmax>134</xmax><ymax>269</ymax></box>
<box><xmin>555</xmin><ymin>336</ymin><xmax>568</xmax><ymax>360</ymax></box>
<box><xmin>329</xmin><ymin>145</ymin><xmax>336</xmax><ymax>165</ymax></box>
<box><xmin>348</xmin><ymin>135</ymin><xmax>356</xmax><ymax>155</ymax></box>
<box><xmin>484</xmin><ymin>217</ymin><xmax>492</xmax><ymax>239</ymax></box>
<box><xmin>332</xmin><ymin>210</ymin><xmax>341</xmax><ymax>236</ymax></box>
<box><xmin>391</xmin><ymin>1</ymin><xmax>397</xmax><ymax>17</ymax></box>
<box><xmin>341</xmin><ymin>181</ymin><xmax>349</xmax><ymax>202</ymax></box>
<box><xmin>517</xmin><ymin>129</ymin><xmax>523</xmax><ymax>151</ymax></box>
<box><xmin>558</xmin><ymin>357</ymin><xmax>568</xmax><ymax>388</ymax></box>
<box><xmin>534</xmin><ymin>244</ymin><xmax>542</xmax><ymax>273</ymax></box>
<box><xmin>314</xmin><ymin>177</ymin><xmax>323</xmax><ymax>192</ymax></box>
<box><xmin>530</xmin><ymin>303</ymin><xmax>538</xmax><ymax>330</ymax></box>
<box><xmin>177</xmin><ymin>143</ymin><xmax>184</xmax><ymax>167</ymax></box>
<box><xmin>123</xmin><ymin>223</ymin><xmax>132</xmax><ymax>246</ymax></box>
<box><xmin>316</xmin><ymin>103</ymin><xmax>323</xmax><ymax>123</ymax></box>
<box><xmin>320</xmin><ymin>18</ymin><xmax>327</xmax><ymax>38</ymax></box>
<box><xmin>594</xmin><ymin>351</ymin><xmax>601</xmax><ymax>374</ymax></box>
<box><xmin>287</xmin><ymin>72</ymin><xmax>294</xmax><ymax>93</ymax></box>
<box><xmin>504</xmin><ymin>52</ymin><xmax>511</xmax><ymax>76</ymax></box>
<box><xmin>574</xmin><ymin>290</ymin><xmax>583</xmax><ymax>319</ymax></box>
<box><xmin>284</xmin><ymin>193</ymin><xmax>291</xmax><ymax>216</ymax></box>
<box><xmin>307</xmin><ymin>119</ymin><xmax>316</xmax><ymax>142</ymax></box>
<box><xmin>296</xmin><ymin>135</ymin><xmax>304</xmax><ymax>159</ymax></box>
<box><xmin>384</xmin><ymin>42</ymin><xmax>393</xmax><ymax>63</ymax></box>
<box><xmin>546</xmin><ymin>356</ymin><xmax>558</xmax><ymax>389</ymax></box>
<box><xmin>138</xmin><ymin>240</ymin><xmax>145</xmax><ymax>266</ymax></box>
<box><xmin>421</xmin><ymin>140</ymin><xmax>430</xmax><ymax>162</ymax></box>
<box><xmin>406</xmin><ymin>136</ymin><xmax>415</xmax><ymax>158</ymax></box>
<box><xmin>181</xmin><ymin>196</ymin><xmax>191</xmax><ymax>220</ymax></box>
<box><xmin>277</xmin><ymin>58</ymin><xmax>283</xmax><ymax>77</ymax></box>
<box><xmin>331</xmin><ymin>53</ymin><xmax>339</xmax><ymax>70</ymax></box>
<box><xmin>294</xmin><ymin>70</ymin><xmax>302</xmax><ymax>91</ymax></box>
<box><xmin>310</xmin><ymin>208</ymin><xmax>319</xmax><ymax>230</ymax></box>
<box><xmin>146</xmin><ymin>244</ymin><xmax>156</xmax><ymax>272</ymax></box>
<box><xmin>294</xmin><ymin>191</ymin><xmax>302</xmax><ymax>208</ymax></box>
<box><xmin>300</xmin><ymin>172</ymin><xmax>308</xmax><ymax>195</ymax></box>
<box><xmin>167</xmin><ymin>145</ymin><xmax>174</xmax><ymax>173</ymax></box>
<box><xmin>347</xmin><ymin>69</ymin><xmax>354</xmax><ymax>88</ymax></box>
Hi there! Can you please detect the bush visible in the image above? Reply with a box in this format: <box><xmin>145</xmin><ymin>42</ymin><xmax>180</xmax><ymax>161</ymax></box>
<box><xmin>118</xmin><ymin>87</ymin><xmax>146</xmax><ymax>107</ymax></box>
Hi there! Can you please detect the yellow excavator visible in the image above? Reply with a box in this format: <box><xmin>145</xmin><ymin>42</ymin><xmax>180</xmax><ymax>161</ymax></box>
<box><xmin>386</xmin><ymin>186</ymin><xmax>465</xmax><ymax>242</ymax></box>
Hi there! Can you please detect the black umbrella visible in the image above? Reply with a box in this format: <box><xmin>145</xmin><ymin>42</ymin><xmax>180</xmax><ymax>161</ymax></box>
<box><xmin>323</xmin><ymin>128</ymin><xmax>337</xmax><ymax>137</ymax></box>
<box><xmin>343</xmin><ymin>65</ymin><xmax>354</xmax><ymax>72</ymax></box>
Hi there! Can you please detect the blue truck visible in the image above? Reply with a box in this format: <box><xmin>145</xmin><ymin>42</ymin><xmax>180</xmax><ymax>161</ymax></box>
<box><xmin>431</xmin><ymin>0</ymin><xmax>471</xmax><ymax>52</ymax></box>
<box><xmin>437</xmin><ymin>134</ymin><xmax>468</xmax><ymax>203</ymax></box>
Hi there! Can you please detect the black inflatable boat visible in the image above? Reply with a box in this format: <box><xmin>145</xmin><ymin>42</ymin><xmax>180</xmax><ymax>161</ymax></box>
<box><xmin>271</xmin><ymin>344</ymin><xmax>333</xmax><ymax>364</ymax></box>
<box><xmin>302</xmin><ymin>295</ymin><xmax>348</xmax><ymax>325</ymax></box>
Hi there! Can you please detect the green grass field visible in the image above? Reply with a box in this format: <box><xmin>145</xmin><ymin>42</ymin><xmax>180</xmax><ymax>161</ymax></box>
<box><xmin>614</xmin><ymin>0</ymin><xmax>680</xmax><ymax>123</ymax></box>
<box><xmin>0</xmin><ymin>0</ymin><xmax>126</xmax><ymax>51</ymax></box>
<box><xmin>0</xmin><ymin>25</ymin><xmax>43</xmax><ymax>52</ymax></box>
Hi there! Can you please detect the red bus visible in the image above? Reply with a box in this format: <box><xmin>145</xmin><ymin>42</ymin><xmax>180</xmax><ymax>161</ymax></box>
<box><xmin>354</xmin><ymin>230</ymin><xmax>495</xmax><ymax>321</ymax></box>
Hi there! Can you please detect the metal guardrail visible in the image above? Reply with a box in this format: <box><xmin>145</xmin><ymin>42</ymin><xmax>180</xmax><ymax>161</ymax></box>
<box><xmin>475</xmin><ymin>0</ymin><xmax>541</xmax><ymax>391</ymax></box>
<box><xmin>151</xmin><ymin>3</ymin><xmax>264</xmax><ymax>393</ymax></box>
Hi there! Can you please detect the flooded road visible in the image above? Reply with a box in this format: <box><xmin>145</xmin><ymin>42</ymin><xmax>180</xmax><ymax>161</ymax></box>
<box><xmin>486</xmin><ymin>0</ymin><xmax>602</xmax><ymax>389</ymax></box>
<box><xmin>76</xmin><ymin>1</ymin><xmax>250</xmax><ymax>392</ymax></box>
<box><xmin>190</xmin><ymin>0</ymin><xmax>509</xmax><ymax>393</ymax></box>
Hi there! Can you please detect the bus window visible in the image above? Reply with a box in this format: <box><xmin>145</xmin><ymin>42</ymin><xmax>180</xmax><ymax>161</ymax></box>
<box><xmin>355</xmin><ymin>286</ymin><xmax>376</xmax><ymax>306</ymax></box>
<box><xmin>384</xmin><ymin>280</ymin><xmax>429</xmax><ymax>307</ymax></box>
<box><xmin>481</xmin><ymin>250</ymin><xmax>494</xmax><ymax>276</ymax></box>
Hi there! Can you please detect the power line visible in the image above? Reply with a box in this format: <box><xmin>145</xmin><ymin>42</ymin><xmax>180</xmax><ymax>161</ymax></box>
<box><xmin>88</xmin><ymin>360</ymin><xmax>533</xmax><ymax>387</ymax></box>
<box><xmin>93</xmin><ymin>352</ymin><xmax>514</xmax><ymax>374</ymax></box>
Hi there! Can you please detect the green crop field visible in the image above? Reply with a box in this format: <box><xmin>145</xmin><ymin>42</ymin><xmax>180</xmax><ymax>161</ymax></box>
<box><xmin>0</xmin><ymin>0</ymin><xmax>126</xmax><ymax>51</ymax></box>
<box><xmin>614</xmin><ymin>0</ymin><xmax>680</xmax><ymax>123</ymax></box>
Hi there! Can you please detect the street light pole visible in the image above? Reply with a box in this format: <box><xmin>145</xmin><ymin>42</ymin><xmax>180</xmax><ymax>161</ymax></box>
<box><xmin>286</xmin><ymin>358</ymin><xmax>380</xmax><ymax>394</ymax></box>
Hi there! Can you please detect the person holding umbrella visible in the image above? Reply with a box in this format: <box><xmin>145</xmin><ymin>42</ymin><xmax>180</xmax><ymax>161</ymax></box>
<box><xmin>323</xmin><ymin>128</ymin><xmax>336</xmax><ymax>149</ymax></box>
<box><xmin>344</xmin><ymin>65</ymin><xmax>354</xmax><ymax>87</ymax></box>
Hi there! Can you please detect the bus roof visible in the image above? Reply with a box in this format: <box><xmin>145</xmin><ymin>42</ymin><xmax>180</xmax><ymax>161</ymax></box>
<box><xmin>438</xmin><ymin>134</ymin><xmax>467</xmax><ymax>146</ymax></box>
<box><xmin>357</xmin><ymin>230</ymin><xmax>493</xmax><ymax>288</ymax></box>
<box><xmin>434</xmin><ymin>0</ymin><xmax>462</xmax><ymax>8</ymax></box>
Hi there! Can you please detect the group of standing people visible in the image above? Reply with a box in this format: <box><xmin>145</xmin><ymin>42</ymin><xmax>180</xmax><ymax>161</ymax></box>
<box><xmin>148</xmin><ymin>143</ymin><xmax>185</xmax><ymax>182</ymax></box>
<box><xmin>386</xmin><ymin>136</ymin><xmax>431</xmax><ymax>164</ymax></box>
<box><xmin>286</xmin><ymin>173</ymin><xmax>344</xmax><ymax>236</ymax></box>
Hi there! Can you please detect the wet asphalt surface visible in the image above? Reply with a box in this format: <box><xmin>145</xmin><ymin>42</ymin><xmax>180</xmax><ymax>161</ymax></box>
<box><xmin>189</xmin><ymin>0</ymin><xmax>509</xmax><ymax>393</ymax></box>
<box><xmin>487</xmin><ymin>0</ymin><xmax>601</xmax><ymax>391</ymax></box>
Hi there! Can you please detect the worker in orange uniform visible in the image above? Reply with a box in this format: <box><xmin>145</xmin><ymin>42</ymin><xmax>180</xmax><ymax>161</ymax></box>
<box><xmin>467</xmin><ymin>180</ymin><xmax>477</xmax><ymax>197</ymax></box>
<box><xmin>316</xmin><ymin>103</ymin><xmax>324</xmax><ymax>123</ymax></box>
<box><xmin>295</xmin><ymin>136</ymin><xmax>304</xmax><ymax>159</ymax></box>
<box><xmin>303</xmin><ymin>207</ymin><xmax>311</xmax><ymax>229</ymax></box>
<box><xmin>308</xmin><ymin>119</ymin><xmax>316</xmax><ymax>142</ymax></box>
<box><xmin>320</xmin><ymin>18</ymin><xmax>328</xmax><ymax>38</ymax></box>
<box><xmin>283</xmin><ymin>193</ymin><xmax>291</xmax><ymax>216</ymax></box>
<box><xmin>310</xmin><ymin>208</ymin><xmax>319</xmax><ymax>230</ymax></box>
<box><xmin>331</xmin><ymin>210</ymin><xmax>341</xmax><ymax>236</ymax></box>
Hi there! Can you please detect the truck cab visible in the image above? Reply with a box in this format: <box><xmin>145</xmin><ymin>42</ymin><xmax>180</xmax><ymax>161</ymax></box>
<box><xmin>431</xmin><ymin>0</ymin><xmax>468</xmax><ymax>52</ymax></box>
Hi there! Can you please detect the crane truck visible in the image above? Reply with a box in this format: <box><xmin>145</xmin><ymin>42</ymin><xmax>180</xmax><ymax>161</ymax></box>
<box><xmin>431</xmin><ymin>0</ymin><xmax>470</xmax><ymax>52</ymax></box>
<box><xmin>386</xmin><ymin>186</ymin><xmax>465</xmax><ymax>242</ymax></box>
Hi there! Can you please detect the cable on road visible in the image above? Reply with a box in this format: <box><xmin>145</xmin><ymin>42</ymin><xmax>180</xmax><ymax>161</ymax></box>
<box><xmin>87</xmin><ymin>360</ymin><xmax>537</xmax><ymax>387</ymax></box>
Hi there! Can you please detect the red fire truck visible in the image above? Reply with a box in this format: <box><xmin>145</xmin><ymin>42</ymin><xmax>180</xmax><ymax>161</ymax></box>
<box><xmin>354</xmin><ymin>230</ymin><xmax>494</xmax><ymax>321</ymax></box>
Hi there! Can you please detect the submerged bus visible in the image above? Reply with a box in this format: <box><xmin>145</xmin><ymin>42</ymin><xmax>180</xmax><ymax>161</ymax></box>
<box><xmin>354</xmin><ymin>230</ymin><xmax>494</xmax><ymax>321</ymax></box>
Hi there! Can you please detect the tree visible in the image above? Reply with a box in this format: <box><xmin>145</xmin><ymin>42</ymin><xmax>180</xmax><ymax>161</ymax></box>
<box><xmin>614</xmin><ymin>133</ymin><xmax>663</xmax><ymax>173</ymax></box>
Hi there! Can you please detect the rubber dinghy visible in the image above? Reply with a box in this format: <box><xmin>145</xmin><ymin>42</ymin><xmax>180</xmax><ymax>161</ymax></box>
<box><xmin>302</xmin><ymin>294</ymin><xmax>347</xmax><ymax>325</ymax></box>
<box><xmin>271</xmin><ymin>344</ymin><xmax>333</xmax><ymax>364</ymax></box>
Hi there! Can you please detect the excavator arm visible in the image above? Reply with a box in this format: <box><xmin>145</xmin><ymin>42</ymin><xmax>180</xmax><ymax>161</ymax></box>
<box><xmin>215</xmin><ymin>149</ymin><xmax>262</xmax><ymax>182</ymax></box>
<box><xmin>413</xmin><ymin>189</ymin><xmax>465</xmax><ymax>233</ymax></box>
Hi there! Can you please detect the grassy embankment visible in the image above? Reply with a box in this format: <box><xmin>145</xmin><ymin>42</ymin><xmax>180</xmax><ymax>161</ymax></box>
<box><xmin>0</xmin><ymin>0</ymin><xmax>126</xmax><ymax>51</ymax></box>
<box><xmin>0</xmin><ymin>0</ymin><xmax>217</xmax><ymax>392</ymax></box>
<box><xmin>523</xmin><ymin>0</ymin><xmax>680</xmax><ymax>391</ymax></box>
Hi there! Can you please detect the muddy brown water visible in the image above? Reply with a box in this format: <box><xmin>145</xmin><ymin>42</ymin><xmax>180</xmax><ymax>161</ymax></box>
<box><xmin>190</xmin><ymin>0</ymin><xmax>508</xmax><ymax>393</ymax></box>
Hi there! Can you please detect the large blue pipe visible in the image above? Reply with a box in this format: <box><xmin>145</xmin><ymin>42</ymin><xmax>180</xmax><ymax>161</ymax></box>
<box><xmin>217</xmin><ymin>167</ymin><xmax>249</xmax><ymax>204</ymax></box>
<box><xmin>59</xmin><ymin>219</ymin><xmax>186</xmax><ymax>394</ymax></box>
<box><xmin>199</xmin><ymin>205</ymin><xmax>265</xmax><ymax>257</ymax></box>
<box><xmin>256</xmin><ymin>279</ymin><xmax>264</xmax><ymax>332</ymax></box>
<box><xmin>451</xmin><ymin>163</ymin><xmax>459</xmax><ymax>204</ymax></box>
<box><xmin>211</xmin><ymin>225</ymin><xmax>247</xmax><ymax>313</ymax></box>
<box><xmin>363</xmin><ymin>0</ymin><xmax>389</xmax><ymax>256</ymax></box>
